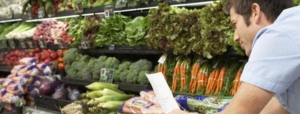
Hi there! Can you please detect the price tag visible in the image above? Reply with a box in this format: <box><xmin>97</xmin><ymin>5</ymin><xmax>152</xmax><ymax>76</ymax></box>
<box><xmin>104</xmin><ymin>5</ymin><xmax>114</xmax><ymax>18</ymax></box>
<box><xmin>75</xmin><ymin>1</ymin><xmax>84</xmax><ymax>13</ymax></box>
<box><xmin>38</xmin><ymin>7</ymin><xmax>45</xmax><ymax>18</ymax></box>
<box><xmin>39</xmin><ymin>40</ymin><xmax>45</xmax><ymax>48</ymax></box>
<box><xmin>85</xmin><ymin>40</ymin><xmax>90</xmax><ymax>49</ymax></box>
<box><xmin>158</xmin><ymin>53</ymin><xmax>168</xmax><ymax>64</ymax></box>
<box><xmin>26</xmin><ymin>39</ymin><xmax>33</xmax><ymax>48</ymax></box>
<box><xmin>100</xmin><ymin>68</ymin><xmax>114</xmax><ymax>83</ymax></box>
<box><xmin>8</xmin><ymin>39</ymin><xmax>16</xmax><ymax>49</ymax></box>
<box><xmin>81</xmin><ymin>42</ymin><xmax>87</xmax><ymax>49</ymax></box>
<box><xmin>57</xmin><ymin>39</ymin><xmax>65</xmax><ymax>49</ymax></box>
<box><xmin>109</xmin><ymin>44</ymin><xmax>115</xmax><ymax>50</ymax></box>
<box><xmin>20</xmin><ymin>39</ymin><xmax>27</xmax><ymax>48</ymax></box>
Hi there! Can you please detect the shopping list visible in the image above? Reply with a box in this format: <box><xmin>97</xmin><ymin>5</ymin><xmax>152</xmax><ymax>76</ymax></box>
<box><xmin>146</xmin><ymin>72</ymin><xmax>180</xmax><ymax>114</ymax></box>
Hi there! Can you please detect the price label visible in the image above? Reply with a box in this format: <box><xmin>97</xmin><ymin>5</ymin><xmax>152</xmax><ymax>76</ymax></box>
<box><xmin>109</xmin><ymin>44</ymin><xmax>115</xmax><ymax>50</ymax></box>
<box><xmin>57</xmin><ymin>39</ymin><xmax>65</xmax><ymax>49</ymax></box>
<box><xmin>39</xmin><ymin>40</ymin><xmax>45</xmax><ymax>48</ymax></box>
<box><xmin>158</xmin><ymin>53</ymin><xmax>168</xmax><ymax>64</ymax></box>
<box><xmin>104</xmin><ymin>5</ymin><xmax>114</xmax><ymax>18</ymax></box>
<box><xmin>38</xmin><ymin>7</ymin><xmax>45</xmax><ymax>18</ymax></box>
<box><xmin>85</xmin><ymin>40</ymin><xmax>90</xmax><ymax>49</ymax></box>
<box><xmin>81</xmin><ymin>42</ymin><xmax>87</xmax><ymax>49</ymax></box>
<box><xmin>8</xmin><ymin>40</ymin><xmax>16</xmax><ymax>49</ymax></box>
<box><xmin>20</xmin><ymin>40</ymin><xmax>27</xmax><ymax>48</ymax></box>
<box><xmin>100</xmin><ymin>68</ymin><xmax>114</xmax><ymax>83</ymax></box>
<box><xmin>26</xmin><ymin>39</ymin><xmax>33</xmax><ymax>48</ymax></box>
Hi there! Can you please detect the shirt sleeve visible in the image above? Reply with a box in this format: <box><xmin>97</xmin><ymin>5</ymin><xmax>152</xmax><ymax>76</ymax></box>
<box><xmin>241</xmin><ymin>27</ymin><xmax>300</xmax><ymax>94</ymax></box>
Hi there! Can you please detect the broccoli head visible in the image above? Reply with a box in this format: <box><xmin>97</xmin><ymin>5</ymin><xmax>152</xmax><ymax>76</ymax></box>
<box><xmin>130</xmin><ymin>59</ymin><xmax>152</xmax><ymax>72</ymax></box>
<box><xmin>119</xmin><ymin>70</ymin><xmax>129</xmax><ymax>82</ymax></box>
<box><xmin>98</xmin><ymin>56</ymin><xmax>107</xmax><ymax>62</ymax></box>
<box><xmin>63</xmin><ymin>48</ymin><xmax>78</xmax><ymax>64</ymax></box>
<box><xmin>82</xmin><ymin>59</ymin><xmax>97</xmax><ymax>80</ymax></box>
<box><xmin>104</xmin><ymin>57</ymin><xmax>119</xmax><ymax>69</ymax></box>
<box><xmin>138</xmin><ymin>71</ymin><xmax>150</xmax><ymax>85</ymax></box>
<box><xmin>64</xmin><ymin>63</ymin><xmax>71</xmax><ymax>71</ymax></box>
<box><xmin>66</xmin><ymin>67</ymin><xmax>77</xmax><ymax>78</ymax></box>
<box><xmin>79</xmin><ymin>55</ymin><xmax>91</xmax><ymax>62</ymax></box>
<box><xmin>118</xmin><ymin>61</ymin><xmax>132</xmax><ymax>71</ymax></box>
<box><xmin>113</xmin><ymin>70</ymin><xmax>121</xmax><ymax>82</ymax></box>
<box><xmin>126</xmin><ymin>70</ymin><xmax>138</xmax><ymax>84</ymax></box>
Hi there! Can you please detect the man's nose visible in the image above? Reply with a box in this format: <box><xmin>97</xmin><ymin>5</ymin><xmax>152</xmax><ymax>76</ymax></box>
<box><xmin>233</xmin><ymin>30</ymin><xmax>240</xmax><ymax>43</ymax></box>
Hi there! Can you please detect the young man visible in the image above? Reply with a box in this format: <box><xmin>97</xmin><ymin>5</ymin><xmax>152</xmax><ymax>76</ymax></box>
<box><xmin>171</xmin><ymin>0</ymin><xmax>300</xmax><ymax>113</ymax></box>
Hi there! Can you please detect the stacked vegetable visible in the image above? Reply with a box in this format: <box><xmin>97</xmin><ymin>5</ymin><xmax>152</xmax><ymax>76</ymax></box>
<box><xmin>5</xmin><ymin>23</ymin><xmax>36</xmax><ymax>39</ymax></box>
<box><xmin>63</xmin><ymin>48</ymin><xmax>152</xmax><ymax>84</ymax></box>
<box><xmin>33</xmin><ymin>20</ymin><xmax>72</xmax><ymax>44</ymax></box>
<box><xmin>168</xmin><ymin>56</ymin><xmax>246</xmax><ymax>96</ymax></box>
<box><xmin>80</xmin><ymin>82</ymin><xmax>133</xmax><ymax>113</ymax></box>
<box><xmin>94</xmin><ymin>14</ymin><xmax>132</xmax><ymax>47</ymax></box>
<box><xmin>146</xmin><ymin>3</ymin><xmax>197</xmax><ymax>55</ymax></box>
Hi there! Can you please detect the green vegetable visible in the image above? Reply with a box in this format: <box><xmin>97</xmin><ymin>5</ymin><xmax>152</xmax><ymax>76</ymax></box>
<box><xmin>86</xmin><ymin>90</ymin><xmax>103</xmax><ymax>99</ymax></box>
<box><xmin>138</xmin><ymin>70</ymin><xmax>150</xmax><ymax>84</ymax></box>
<box><xmin>125</xmin><ymin>16</ymin><xmax>148</xmax><ymax>46</ymax></box>
<box><xmin>227</xmin><ymin>32</ymin><xmax>244</xmax><ymax>56</ymax></box>
<box><xmin>102</xmin><ymin>88</ymin><xmax>124</xmax><ymax>95</ymax></box>
<box><xmin>93</xmin><ymin>94</ymin><xmax>133</xmax><ymax>103</ymax></box>
<box><xmin>99</xmin><ymin>101</ymin><xmax>125</xmax><ymax>110</ymax></box>
<box><xmin>126</xmin><ymin>70</ymin><xmax>138</xmax><ymax>84</ymax></box>
<box><xmin>86</xmin><ymin>82</ymin><xmax>119</xmax><ymax>90</ymax></box>
<box><xmin>104</xmin><ymin>57</ymin><xmax>119</xmax><ymax>69</ymax></box>
<box><xmin>63</xmin><ymin>48</ymin><xmax>79</xmax><ymax>64</ymax></box>
<box><xmin>129</xmin><ymin>59</ymin><xmax>152</xmax><ymax>72</ymax></box>
<box><xmin>119</xmin><ymin>70</ymin><xmax>129</xmax><ymax>82</ymax></box>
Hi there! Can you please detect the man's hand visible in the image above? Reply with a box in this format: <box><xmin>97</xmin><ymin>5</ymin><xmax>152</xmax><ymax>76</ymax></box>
<box><xmin>168</xmin><ymin>109</ymin><xmax>198</xmax><ymax>114</ymax></box>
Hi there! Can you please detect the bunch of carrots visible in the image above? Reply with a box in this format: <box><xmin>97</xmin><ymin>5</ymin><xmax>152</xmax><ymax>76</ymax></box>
<box><xmin>171</xmin><ymin>59</ymin><xmax>189</xmax><ymax>92</ymax></box>
<box><xmin>205</xmin><ymin>66</ymin><xmax>226</xmax><ymax>95</ymax></box>
<box><xmin>189</xmin><ymin>60</ymin><xmax>200</xmax><ymax>93</ymax></box>
<box><xmin>230</xmin><ymin>64</ymin><xmax>244</xmax><ymax>95</ymax></box>
<box><xmin>157</xmin><ymin>63</ymin><xmax>167</xmax><ymax>80</ymax></box>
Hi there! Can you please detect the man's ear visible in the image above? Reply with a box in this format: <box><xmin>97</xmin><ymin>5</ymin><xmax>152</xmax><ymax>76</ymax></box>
<box><xmin>251</xmin><ymin>3</ymin><xmax>261</xmax><ymax>24</ymax></box>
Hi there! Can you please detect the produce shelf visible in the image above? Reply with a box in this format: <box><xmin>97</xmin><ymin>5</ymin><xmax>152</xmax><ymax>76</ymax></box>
<box><xmin>34</xmin><ymin>95</ymin><xmax>72</xmax><ymax>111</ymax></box>
<box><xmin>0</xmin><ymin>66</ymin><xmax>13</xmax><ymax>72</ymax></box>
<box><xmin>80</xmin><ymin>46</ymin><xmax>165</xmax><ymax>55</ymax></box>
<box><xmin>0</xmin><ymin>1</ymin><xmax>215</xmax><ymax>23</ymax></box>
<box><xmin>61</xmin><ymin>77</ymin><xmax>94</xmax><ymax>86</ymax></box>
<box><xmin>114</xmin><ymin>82</ymin><xmax>152</xmax><ymax>93</ymax></box>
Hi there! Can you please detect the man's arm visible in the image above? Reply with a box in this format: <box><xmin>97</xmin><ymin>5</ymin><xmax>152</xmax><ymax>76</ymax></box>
<box><xmin>260</xmin><ymin>97</ymin><xmax>290</xmax><ymax>114</ymax></box>
<box><xmin>217</xmin><ymin>82</ymin><xmax>274</xmax><ymax>114</ymax></box>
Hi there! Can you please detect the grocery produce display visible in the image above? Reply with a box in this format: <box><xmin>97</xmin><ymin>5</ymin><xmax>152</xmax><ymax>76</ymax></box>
<box><xmin>0</xmin><ymin>0</ymin><xmax>247</xmax><ymax>113</ymax></box>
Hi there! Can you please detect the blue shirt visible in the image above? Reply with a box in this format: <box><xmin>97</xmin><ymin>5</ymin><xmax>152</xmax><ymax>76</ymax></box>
<box><xmin>241</xmin><ymin>6</ymin><xmax>300</xmax><ymax>114</ymax></box>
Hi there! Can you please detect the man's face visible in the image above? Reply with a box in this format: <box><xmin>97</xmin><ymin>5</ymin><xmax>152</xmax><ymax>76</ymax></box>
<box><xmin>230</xmin><ymin>6</ymin><xmax>258</xmax><ymax>56</ymax></box>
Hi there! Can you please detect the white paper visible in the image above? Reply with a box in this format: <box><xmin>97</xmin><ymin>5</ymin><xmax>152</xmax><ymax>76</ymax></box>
<box><xmin>158</xmin><ymin>53</ymin><xmax>167</xmax><ymax>64</ymax></box>
<box><xmin>146</xmin><ymin>72</ymin><xmax>179</xmax><ymax>114</ymax></box>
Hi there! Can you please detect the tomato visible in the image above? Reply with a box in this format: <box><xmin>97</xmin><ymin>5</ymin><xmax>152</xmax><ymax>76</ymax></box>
<box><xmin>58</xmin><ymin>63</ymin><xmax>65</xmax><ymax>70</ymax></box>
<box><xmin>57</xmin><ymin>57</ymin><xmax>63</xmax><ymax>63</ymax></box>
<box><xmin>57</xmin><ymin>49</ymin><xmax>64</xmax><ymax>57</ymax></box>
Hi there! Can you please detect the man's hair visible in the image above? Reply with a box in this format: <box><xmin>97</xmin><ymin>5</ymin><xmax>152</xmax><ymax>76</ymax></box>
<box><xmin>223</xmin><ymin>0</ymin><xmax>294</xmax><ymax>26</ymax></box>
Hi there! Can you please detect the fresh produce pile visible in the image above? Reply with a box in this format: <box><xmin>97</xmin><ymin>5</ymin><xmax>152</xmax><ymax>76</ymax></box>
<box><xmin>0</xmin><ymin>57</ymin><xmax>59</xmax><ymax>111</ymax></box>
<box><xmin>5</xmin><ymin>23</ymin><xmax>36</xmax><ymax>39</ymax></box>
<box><xmin>2</xmin><ymin>48</ymin><xmax>65</xmax><ymax>70</ymax></box>
<box><xmin>146</xmin><ymin>3</ymin><xmax>198</xmax><ymax>55</ymax></box>
<box><xmin>33</xmin><ymin>20</ymin><xmax>72</xmax><ymax>44</ymax></box>
<box><xmin>146</xmin><ymin>1</ymin><xmax>234</xmax><ymax>58</ymax></box>
<box><xmin>168</xmin><ymin>56</ymin><xmax>245</xmax><ymax>96</ymax></box>
<box><xmin>75</xmin><ymin>82</ymin><xmax>132</xmax><ymax>113</ymax></box>
<box><xmin>63</xmin><ymin>48</ymin><xmax>152</xmax><ymax>84</ymax></box>
<box><xmin>94</xmin><ymin>14</ymin><xmax>132</xmax><ymax>47</ymax></box>
<box><xmin>67</xmin><ymin>15</ymin><xmax>104</xmax><ymax>48</ymax></box>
